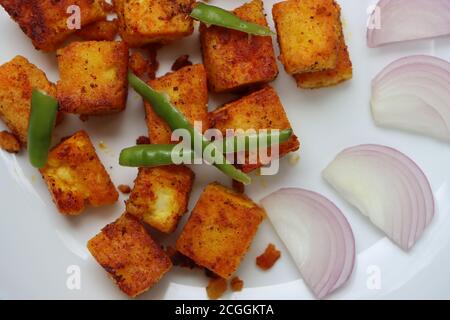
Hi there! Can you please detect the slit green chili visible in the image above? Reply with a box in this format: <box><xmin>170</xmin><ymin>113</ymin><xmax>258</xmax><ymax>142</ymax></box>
<box><xmin>190</xmin><ymin>2</ymin><xmax>275</xmax><ymax>36</ymax></box>
<box><xmin>119</xmin><ymin>144</ymin><xmax>194</xmax><ymax>167</ymax></box>
<box><xmin>128</xmin><ymin>72</ymin><xmax>251</xmax><ymax>185</ymax></box>
<box><xmin>119</xmin><ymin>129</ymin><xmax>293</xmax><ymax>168</ymax></box>
<box><xmin>27</xmin><ymin>89</ymin><xmax>59</xmax><ymax>168</ymax></box>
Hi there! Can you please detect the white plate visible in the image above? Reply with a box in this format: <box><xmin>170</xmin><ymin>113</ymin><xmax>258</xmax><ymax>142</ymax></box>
<box><xmin>1</xmin><ymin>0</ymin><xmax>450</xmax><ymax>300</ymax></box>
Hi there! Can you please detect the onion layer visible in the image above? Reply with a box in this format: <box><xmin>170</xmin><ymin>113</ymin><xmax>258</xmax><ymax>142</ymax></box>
<box><xmin>371</xmin><ymin>55</ymin><xmax>450</xmax><ymax>142</ymax></box>
<box><xmin>323</xmin><ymin>144</ymin><xmax>435</xmax><ymax>251</ymax></box>
<box><xmin>260</xmin><ymin>188</ymin><xmax>355</xmax><ymax>299</ymax></box>
<box><xmin>367</xmin><ymin>0</ymin><xmax>450</xmax><ymax>47</ymax></box>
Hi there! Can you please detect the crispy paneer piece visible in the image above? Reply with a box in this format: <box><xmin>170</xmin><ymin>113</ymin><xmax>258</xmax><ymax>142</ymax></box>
<box><xmin>126</xmin><ymin>165</ymin><xmax>194</xmax><ymax>234</ymax></box>
<box><xmin>273</xmin><ymin>0</ymin><xmax>340</xmax><ymax>74</ymax></box>
<box><xmin>0</xmin><ymin>130</ymin><xmax>20</xmax><ymax>153</ymax></box>
<box><xmin>210</xmin><ymin>86</ymin><xmax>300</xmax><ymax>173</ymax></box>
<box><xmin>87</xmin><ymin>213</ymin><xmax>172</xmax><ymax>298</ymax></box>
<box><xmin>40</xmin><ymin>131</ymin><xmax>118</xmax><ymax>215</ymax></box>
<box><xmin>145</xmin><ymin>64</ymin><xmax>209</xmax><ymax>144</ymax></box>
<box><xmin>0</xmin><ymin>56</ymin><xmax>57</xmax><ymax>146</ymax></box>
<box><xmin>256</xmin><ymin>243</ymin><xmax>281</xmax><ymax>270</ymax></box>
<box><xmin>0</xmin><ymin>0</ymin><xmax>106</xmax><ymax>51</ymax></box>
<box><xmin>56</xmin><ymin>41</ymin><xmax>128</xmax><ymax>115</ymax></box>
<box><xmin>76</xmin><ymin>19</ymin><xmax>118</xmax><ymax>41</ymax></box>
<box><xmin>113</xmin><ymin>0</ymin><xmax>194</xmax><ymax>47</ymax></box>
<box><xmin>176</xmin><ymin>183</ymin><xmax>264</xmax><ymax>279</ymax></box>
<box><xmin>199</xmin><ymin>0</ymin><xmax>278</xmax><ymax>93</ymax></box>
<box><xmin>294</xmin><ymin>19</ymin><xmax>352</xmax><ymax>88</ymax></box>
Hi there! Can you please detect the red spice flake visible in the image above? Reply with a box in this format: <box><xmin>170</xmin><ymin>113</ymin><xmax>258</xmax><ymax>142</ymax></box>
<box><xmin>232</xmin><ymin>179</ymin><xmax>245</xmax><ymax>194</ymax></box>
<box><xmin>256</xmin><ymin>243</ymin><xmax>281</xmax><ymax>270</ymax></box>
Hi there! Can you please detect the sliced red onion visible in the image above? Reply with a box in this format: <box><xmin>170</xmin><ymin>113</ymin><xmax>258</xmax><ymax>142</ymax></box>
<box><xmin>367</xmin><ymin>0</ymin><xmax>450</xmax><ymax>47</ymax></box>
<box><xmin>371</xmin><ymin>55</ymin><xmax>450</xmax><ymax>142</ymax></box>
<box><xmin>323</xmin><ymin>144</ymin><xmax>435</xmax><ymax>251</ymax></box>
<box><xmin>260</xmin><ymin>188</ymin><xmax>355</xmax><ymax>299</ymax></box>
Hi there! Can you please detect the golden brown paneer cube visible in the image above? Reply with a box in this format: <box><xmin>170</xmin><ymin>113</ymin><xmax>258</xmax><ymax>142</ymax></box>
<box><xmin>40</xmin><ymin>130</ymin><xmax>118</xmax><ymax>215</ymax></box>
<box><xmin>176</xmin><ymin>182</ymin><xmax>264</xmax><ymax>279</ymax></box>
<box><xmin>56</xmin><ymin>41</ymin><xmax>129</xmax><ymax>115</ymax></box>
<box><xmin>145</xmin><ymin>64</ymin><xmax>209</xmax><ymax>144</ymax></box>
<box><xmin>200</xmin><ymin>0</ymin><xmax>278</xmax><ymax>93</ymax></box>
<box><xmin>76</xmin><ymin>19</ymin><xmax>119</xmax><ymax>41</ymax></box>
<box><xmin>272</xmin><ymin>0</ymin><xmax>340</xmax><ymax>74</ymax></box>
<box><xmin>0</xmin><ymin>0</ymin><xmax>106</xmax><ymax>51</ymax></box>
<box><xmin>210</xmin><ymin>86</ymin><xmax>300</xmax><ymax>173</ymax></box>
<box><xmin>113</xmin><ymin>0</ymin><xmax>194</xmax><ymax>47</ymax></box>
<box><xmin>87</xmin><ymin>213</ymin><xmax>172</xmax><ymax>298</ymax></box>
<box><xmin>126</xmin><ymin>165</ymin><xmax>195</xmax><ymax>234</ymax></box>
<box><xmin>0</xmin><ymin>55</ymin><xmax>57</xmax><ymax>146</ymax></box>
<box><xmin>294</xmin><ymin>19</ymin><xmax>352</xmax><ymax>88</ymax></box>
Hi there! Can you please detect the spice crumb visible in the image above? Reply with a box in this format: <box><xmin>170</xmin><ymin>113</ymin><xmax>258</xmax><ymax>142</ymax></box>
<box><xmin>206</xmin><ymin>277</ymin><xmax>227</xmax><ymax>300</ymax></box>
<box><xmin>136</xmin><ymin>136</ymin><xmax>150</xmax><ymax>145</ymax></box>
<box><xmin>230</xmin><ymin>277</ymin><xmax>244</xmax><ymax>292</ymax></box>
<box><xmin>256</xmin><ymin>244</ymin><xmax>281</xmax><ymax>270</ymax></box>
<box><xmin>118</xmin><ymin>184</ymin><xmax>131</xmax><ymax>194</ymax></box>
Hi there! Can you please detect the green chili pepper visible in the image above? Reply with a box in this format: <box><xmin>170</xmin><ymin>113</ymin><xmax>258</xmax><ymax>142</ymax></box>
<box><xmin>119</xmin><ymin>144</ymin><xmax>194</xmax><ymax>167</ymax></box>
<box><xmin>215</xmin><ymin>129</ymin><xmax>293</xmax><ymax>153</ymax></box>
<box><xmin>119</xmin><ymin>129</ymin><xmax>293</xmax><ymax>167</ymax></box>
<box><xmin>27</xmin><ymin>89</ymin><xmax>59</xmax><ymax>168</ymax></box>
<box><xmin>190</xmin><ymin>2</ymin><xmax>275</xmax><ymax>36</ymax></box>
<box><xmin>128</xmin><ymin>72</ymin><xmax>251</xmax><ymax>185</ymax></box>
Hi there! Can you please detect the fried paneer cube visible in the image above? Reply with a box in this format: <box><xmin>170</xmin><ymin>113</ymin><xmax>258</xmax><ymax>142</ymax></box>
<box><xmin>40</xmin><ymin>131</ymin><xmax>118</xmax><ymax>215</ymax></box>
<box><xmin>76</xmin><ymin>19</ymin><xmax>119</xmax><ymax>41</ymax></box>
<box><xmin>294</xmin><ymin>19</ymin><xmax>352</xmax><ymax>88</ymax></box>
<box><xmin>113</xmin><ymin>0</ymin><xmax>194</xmax><ymax>47</ymax></box>
<box><xmin>272</xmin><ymin>0</ymin><xmax>340</xmax><ymax>74</ymax></box>
<box><xmin>0</xmin><ymin>0</ymin><xmax>106</xmax><ymax>51</ymax></box>
<box><xmin>176</xmin><ymin>182</ymin><xmax>264</xmax><ymax>279</ymax></box>
<box><xmin>0</xmin><ymin>55</ymin><xmax>57</xmax><ymax>146</ymax></box>
<box><xmin>210</xmin><ymin>86</ymin><xmax>300</xmax><ymax>173</ymax></box>
<box><xmin>126</xmin><ymin>165</ymin><xmax>195</xmax><ymax>234</ymax></box>
<box><xmin>199</xmin><ymin>0</ymin><xmax>278</xmax><ymax>93</ymax></box>
<box><xmin>56</xmin><ymin>41</ymin><xmax>128</xmax><ymax>115</ymax></box>
<box><xmin>87</xmin><ymin>213</ymin><xmax>172</xmax><ymax>297</ymax></box>
<box><xmin>145</xmin><ymin>64</ymin><xmax>209</xmax><ymax>144</ymax></box>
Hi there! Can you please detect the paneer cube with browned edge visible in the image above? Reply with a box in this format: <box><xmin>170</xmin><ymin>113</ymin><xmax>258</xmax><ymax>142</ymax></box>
<box><xmin>56</xmin><ymin>41</ymin><xmax>129</xmax><ymax>116</ymax></box>
<box><xmin>273</xmin><ymin>0</ymin><xmax>341</xmax><ymax>74</ymax></box>
<box><xmin>87</xmin><ymin>213</ymin><xmax>172</xmax><ymax>298</ymax></box>
<box><xmin>40</xmin><ymin>131</ymin><xmax>118</xmax><ymax>215</ymax></box>
<box><xmin>145</xmin><ymin>64</ymin><xmax>209</xmax><ymax>144</ymax></box>
<box><xmin>126</xmin><ymin>165</ymin><xmax>195</xmax><ymax>234</ymax></box>
<box><xmin>0</xmin><ymin>0</ymin><xmax>106</xmax><ymax>51</ymax></box>
<box><xmin>176</xmin><ymin>182</ymin><xmax>265</xmax><ymax>279</ymax></box>
<box><xmin>199</xmin><ymin>0</ymin><xmax>278</xmax><ymax>93</ymax></box>
<box><xmin>294</xmin><ymin>6</ymin><xmax>352</xmax><ymax>89</ymax></box>
<box><xmin>210</xmin><ymin>86</ymin><xmax>300</xmax><ymax>173</ymax></box>
<box><xmin>0</xmin><ymin>55</ymin><xmax>61</xmax><ymax>147</ymax></box>
<box><xmin>113</xmin><ymin>0</ymin><xmax>194</xmax><ymax>47</ymax></box>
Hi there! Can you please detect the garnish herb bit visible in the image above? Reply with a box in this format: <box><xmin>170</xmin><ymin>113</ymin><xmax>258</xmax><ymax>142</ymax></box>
<box><xmin>128</xmin><ymin>72</ymin><xmax>251</xmax><ymax>185</ymax></box>
<box><xmin>190</xmin><ymin>2</ymin><xmax>275</xmax><ymax>36</ymax></box>
<box><xmin>27</xmin><ymin>89</ymin><xmax>58</xmax><ymax>168</ymax></box>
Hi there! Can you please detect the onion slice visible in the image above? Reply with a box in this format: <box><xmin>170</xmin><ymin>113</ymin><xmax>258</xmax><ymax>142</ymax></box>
<box><xmin>367</xmin><ymin>0</ymin><xmax>450</xmax><ymax>47</ymax></box>
<box><xmin>260</xmin><ymin>188</ymin><xmax>355</xmax><ymax>299</ymax></box>
<box><xmin>323</xmin><ymin>144</ymin><xmax>435</xmax><ymax>251</ymax></box>
<box><xmin>371</xmin><ymin>55</ymin><xmax>450</xmax><ymax>142</ymax></box>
